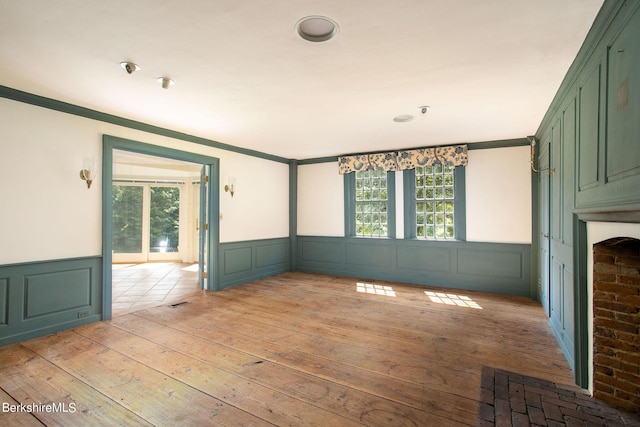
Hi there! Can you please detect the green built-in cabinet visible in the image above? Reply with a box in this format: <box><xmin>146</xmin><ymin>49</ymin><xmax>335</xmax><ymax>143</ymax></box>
<box><xmin>535</xmin><ymin>0</ymin><xmax>640</xmax><ymax>377</ymax></box>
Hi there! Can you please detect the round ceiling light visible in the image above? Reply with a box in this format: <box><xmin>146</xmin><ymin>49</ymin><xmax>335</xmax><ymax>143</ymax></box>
<box><xmin>393</xmin><ymin>114</ymin><xmax>414</xmax><ymax>123</ymax></box>
<box><xmin>296</xmin><ymin>16</ymin><xmax>339</xmax><ymax>42</ymax></box>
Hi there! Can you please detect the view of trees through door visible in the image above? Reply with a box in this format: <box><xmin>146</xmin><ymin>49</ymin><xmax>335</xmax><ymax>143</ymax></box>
<box><xmin>111</xmin><ymin>150</ymin><xmax>207</xmax><ymax>316</ymax></box>
<box><xmin>112</xmin><ymin>184</ymin><xmax>181</xmax><ymax>257</ymax></box>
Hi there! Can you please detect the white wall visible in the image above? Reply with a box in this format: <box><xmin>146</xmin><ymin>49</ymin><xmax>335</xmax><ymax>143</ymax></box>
<box><xmin>465</xmin><ymin>146</ymin><xmax>532</xmax><ymax>243</ymax></box>
<box><xmin>296</xmin><ymin>146</ymin><xmax>532</xmax><ymax>242</ymax></box>
<box><xmin>297</xmin><ymin>162</ymin><xmax>344</xmax><ymax>236</ymax></box>
<box><xmin>0</xmin><ymin>97</ymin><xmax>289</xmax><ymax>265</ymax></box>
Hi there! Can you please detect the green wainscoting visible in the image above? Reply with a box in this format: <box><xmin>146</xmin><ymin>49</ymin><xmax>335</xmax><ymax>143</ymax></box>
<box><xmin>0</xmin><ymin>257</ymin><xmax>102</xmax><ymax>347</ymax></box>
<box><xmin>219</xmin><ymin>238</ymin><xmax>290</xmax><ymax>289</ymax></box>
<box><xmin>296</xmin><ymin>236</ymin><xmax>533</xmax><ymax>297</ymax></box>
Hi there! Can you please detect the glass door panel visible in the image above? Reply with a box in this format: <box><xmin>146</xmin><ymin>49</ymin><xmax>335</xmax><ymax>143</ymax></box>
<box><xmin>149</xmin><ymin>186</ymin><xmax>180</xmax><ymax>253</ymax></box>
<box><xmin>112</xmin><ymin>185</ymin><xmax>144</xmax><ymax>255</ymax></box>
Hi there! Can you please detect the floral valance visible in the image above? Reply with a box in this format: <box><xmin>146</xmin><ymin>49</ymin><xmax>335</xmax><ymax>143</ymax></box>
<box><xmin>338</xmin><ymin>152</ymin><xmax>398</xmax><ymax>174</ymax></box>
<box><xmin>338</xmin><ymin>145</ymin><xmax>467</xmax><ymax>174</ymax></box>
<box><xmin>397</xmin><ymin>145</ymin><xmax>468</xmax><ymax>170</ymax></box>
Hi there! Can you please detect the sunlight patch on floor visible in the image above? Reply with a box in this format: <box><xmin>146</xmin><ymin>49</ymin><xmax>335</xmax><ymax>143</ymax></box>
<box><xmin>181</xmin><ymin>263</ymin><xmax>199</xmax><ymax>272</ymax></box>
<box><xmin>357</xmin><ymin>282</ymin><xmax>396</xmax><ymax>297</ymax></box>
<box><xmin>425</xmin><ymin>291</ymin><xmax>482</xmax><ymax>309</ymax></box>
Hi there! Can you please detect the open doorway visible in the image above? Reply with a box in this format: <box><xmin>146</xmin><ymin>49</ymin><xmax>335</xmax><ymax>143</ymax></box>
<box><xmin>102</xmin><ymin>135</ymin><xmax>219</xmax><ymax>320</ymax></box>
<box><xmin>111</xmin><ymin>150</ymin><xmax>204</xmax><ymax>315</ymax></box>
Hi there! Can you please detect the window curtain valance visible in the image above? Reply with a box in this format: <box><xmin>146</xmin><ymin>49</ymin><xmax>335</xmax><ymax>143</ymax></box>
<box><xmin>397</xmin><ymin>145</ymin><xmax>468</xmax><ymax>170</ymax></box>
<box><xmin>338</xmin><ymin>145</ymin><xmax>467</xmax><ymax>174</ymax></box>
<box><xmin>338</xmin><ymin>152</ymin><xmax>399</xmax><ymax>174</ymax></box>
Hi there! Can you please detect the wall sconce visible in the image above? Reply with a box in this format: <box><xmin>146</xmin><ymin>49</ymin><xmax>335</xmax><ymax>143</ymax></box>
<box><xmin>224</xmin><ymin>177</ymin><xmax>236</xmax><ymax>197</ymax></box>
<box><xmin>529</xmin><ymin>137</ymin><xmax>555</xmax><ymax>175</ymax></box>
<box><xmin>80</xmin><ymin>157</ymin><xmax>97</xmax><ymax>189</ymax></box>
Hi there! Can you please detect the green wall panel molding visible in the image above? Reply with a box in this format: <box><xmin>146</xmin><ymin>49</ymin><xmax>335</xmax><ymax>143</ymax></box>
<box><xmin>25</xmin><ymin>268</ymin><xmax>92</xmax><ymax>318</ymax></box>
<box><xmin>605</xmin><ymin>6</ymin><xmax>640</xmax><ymax>183</ymax></box>
<box><xmin>0</xmin><ymin>256</ymin><xmax>102</xmax><ymax>347</ymax></box>
<box><xmin>0</xmin><ymin>278</ymin><xmax>8</xmax><ymax>325</ymax></box>
<box><xmin>296</xmin><ymin>236</ymin><xmax>532</xmax><ymax>297</ymax></box>
<box><xmin>223</xmin><ymin>247</ymin><xmax>253</xmax><ymax>275</ymax></box>
<box><xmin>219</xmin><ymin>238</ymin><xmax>290</xmax><ymax>290</ymax></box>
<box><xmin>533</xmin><ymin>0</ymin><xmax>640</xmax><ymax>386</ymax></box>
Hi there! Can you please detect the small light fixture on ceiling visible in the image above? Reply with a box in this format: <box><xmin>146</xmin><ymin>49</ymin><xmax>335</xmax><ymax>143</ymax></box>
<box><xmin>158</xmin><ymin>77</ymin><xmax>175</xmax><ymax>89</ymax></box>
<box><xmin>120</xmin><ymin>62</ymin><xmax>140</xmax><ymax>74</ymax></box>
<box><xmin>393</xmin><ymin>114</ymin><xmax>414</xmax><ymax>123</ymax></box>
<box><xmin>296</xmin><ymin>15</ymin><xmax>339</xmax><ymax>42</ymax></box>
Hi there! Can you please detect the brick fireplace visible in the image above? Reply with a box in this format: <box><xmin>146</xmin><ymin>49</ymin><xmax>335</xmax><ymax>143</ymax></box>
<box><xmin>592</xmin><ymin>237</ymin><xmax>640</xmax><ymax>413</ymax></box>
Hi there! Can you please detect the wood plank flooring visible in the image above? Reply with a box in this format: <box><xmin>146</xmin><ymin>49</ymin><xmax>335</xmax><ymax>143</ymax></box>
<box><xmin>0</xmin><ymin>272</ymin><xmax>574</xmax><ymax>426</ymax></box>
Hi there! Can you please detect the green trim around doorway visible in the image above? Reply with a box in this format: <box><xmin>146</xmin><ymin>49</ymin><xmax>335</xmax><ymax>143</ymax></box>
<box><xmin>102</xmin><ymin>135</ymin><xmax>220</xmax><ymax>320</ymax></box>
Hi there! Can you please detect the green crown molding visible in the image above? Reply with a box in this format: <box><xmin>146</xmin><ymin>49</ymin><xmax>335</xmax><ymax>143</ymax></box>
<box><xmin>0</xmin><ymin>85</ymin><xmax>290</xmax><ymax>164</ymax></box>
<box><xmin>298</xmin><ymin>138</ymin><xmax>530</xmax><ymax>165</ymax></box>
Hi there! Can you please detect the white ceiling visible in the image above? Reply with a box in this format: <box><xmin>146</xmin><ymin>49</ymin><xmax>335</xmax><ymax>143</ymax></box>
<box><xmin>0</xmin><ymin>0</ymin><xmax>603</xmax><ymax>160</ymax></box>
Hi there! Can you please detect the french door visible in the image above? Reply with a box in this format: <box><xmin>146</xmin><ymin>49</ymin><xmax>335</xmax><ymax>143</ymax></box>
<box><xmin>112</xmin><ymin>183</ymin><xmax>183</xmax><ymax>263</ymax></box>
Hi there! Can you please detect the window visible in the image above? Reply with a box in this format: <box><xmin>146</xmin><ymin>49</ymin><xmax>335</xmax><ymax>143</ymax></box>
<box><xmin>345</xmin><ymin>170</ymin><xmax>395</xmax><ymax>238</ymax></box>
<box><xmin>404</xmin><ymin>165</ymin><xmax>465</xmax><ymax>240</ymax></box>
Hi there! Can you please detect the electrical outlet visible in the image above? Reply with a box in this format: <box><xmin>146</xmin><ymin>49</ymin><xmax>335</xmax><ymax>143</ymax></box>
<box><xmin>77</xmin><ymin>310</ymin><xmax>91</xmax><ymax>319</ymax></box>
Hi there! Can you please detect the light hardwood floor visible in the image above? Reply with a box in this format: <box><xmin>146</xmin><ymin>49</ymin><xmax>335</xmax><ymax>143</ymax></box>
<box><xmin>0</xmin><ymin>272</ymin><xmax>574</xmax><ymax>426</ymax></box>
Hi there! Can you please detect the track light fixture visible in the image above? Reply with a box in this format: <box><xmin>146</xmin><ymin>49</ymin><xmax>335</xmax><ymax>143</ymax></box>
<box><xmin>120</xmin><ymin>62</ymin><xmax>140</xmax><ymax>74</ymax></box>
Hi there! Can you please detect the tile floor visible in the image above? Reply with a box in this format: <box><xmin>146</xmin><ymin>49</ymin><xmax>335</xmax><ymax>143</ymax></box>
<box><xmin>111</xmin><ymin>262</ymin><xmax>203</xmax><ymax>316</ymax></box>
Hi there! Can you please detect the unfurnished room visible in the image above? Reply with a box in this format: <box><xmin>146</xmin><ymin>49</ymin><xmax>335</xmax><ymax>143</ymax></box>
<box><xmin>0</xmin><ymin>1</ymin><xmax>639</xmax><ymax>425</ymax></box>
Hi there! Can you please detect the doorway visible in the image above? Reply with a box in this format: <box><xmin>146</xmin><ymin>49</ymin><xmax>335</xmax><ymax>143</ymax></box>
<box><xmin>102</xmin><ymin>135</ymin><xmax>219</xmax><ymax>320</ymax></box>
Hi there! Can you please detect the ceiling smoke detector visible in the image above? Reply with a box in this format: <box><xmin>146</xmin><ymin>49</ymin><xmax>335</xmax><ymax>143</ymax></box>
<box><xmin>296</xmin><ymin>16</ymin><xmax>339</xmax><ymax>42</ymax></box>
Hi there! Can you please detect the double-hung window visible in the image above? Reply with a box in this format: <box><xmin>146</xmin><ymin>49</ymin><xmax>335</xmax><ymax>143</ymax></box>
<box><xmin>404</xmin><ymin>165</ymin><xmax>465</xmax><ymax>240</ymax></box>
<box><xmin>344</xmin><ymin>170</ymin><xmax>395</xmax><ymax>238</ymax></box>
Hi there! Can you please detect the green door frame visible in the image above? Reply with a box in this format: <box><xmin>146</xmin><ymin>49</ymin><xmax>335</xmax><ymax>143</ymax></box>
<box><xmin>102</xmin><ymin>135</ymin><xmax>220</xmax><ymax>320</ymax></box>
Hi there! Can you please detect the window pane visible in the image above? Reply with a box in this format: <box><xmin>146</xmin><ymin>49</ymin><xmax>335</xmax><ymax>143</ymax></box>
<box><xmin>415</xmin><ymin>165</ymin><xmax>455</xmax><ymax>239</ymax></box>
<box><xmin>355</xmin><ymin>170</ymin><xmax>388</xmax><ymax>237</ymax></box>
<box><xmin>149</xmin><ymin>186</ymin><xmax>180</xmax><ymax>253</ymax></box>
<box><xmin>112</xmin><ymin>185</ymin><xmax>143</xmax><ymax>253</ymax></box>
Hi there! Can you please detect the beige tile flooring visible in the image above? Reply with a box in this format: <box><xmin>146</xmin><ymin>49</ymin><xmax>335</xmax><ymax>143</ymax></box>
<box><xmin>111</xmin><ymin>262</ymin><xmax>203</xmax><ymax>316</ymax></box>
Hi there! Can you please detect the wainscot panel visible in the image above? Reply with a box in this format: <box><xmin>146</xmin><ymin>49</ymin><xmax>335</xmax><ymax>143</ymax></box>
<box><xmin>223</xmin><ymin>247</ymin><xmax>253</xmax><ymax>275</ymax></box>
<box><xmin>0</xmin><ymin>256</ymin><xmax>102</xmax><ymax>347</ymax></box>
<box><xmin>456</xmin><ymin>249</ymin><xmax>523</xmax><ymax>279</ymax></box>
<box><xmin>296</xmin><ymin>236</ymin><xmax>532</xmax><ymax>297</ymax></box>
<box><xmin>219</xmin><ymin>238</ymin><xmax>290</xmax><ymax>290</ymax></box>
<box><xmin>0</xmin><ymin>278</ymin><xmax>7</xmax><ymax>325</ymax></box>
<box><xmin>396</xmin><ymin>245</ymin><xmax>452</xmax><ymax>273</ymax></box>
<box><xmin>301</xmin><ymin>240</ymin><xmax>342</xmax><ymax>264</ymax></box>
